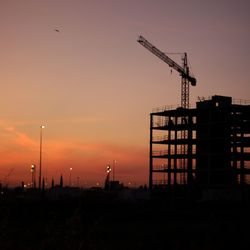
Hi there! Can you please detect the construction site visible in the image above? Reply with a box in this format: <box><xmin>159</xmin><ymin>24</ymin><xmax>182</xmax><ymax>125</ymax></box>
<box><xmin>138</xmin><ymin>36</ymin><xmax>250</xmax><ymax>197</ymax></box>
<box><xmin>150</xmin><ymin>96</ymin><xmax>250</xmax><ymax>190</ymax></box>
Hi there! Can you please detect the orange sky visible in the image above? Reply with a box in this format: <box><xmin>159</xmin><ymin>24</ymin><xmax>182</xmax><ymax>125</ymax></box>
<box><xmin>0</xmin><ymin>0</ymin><xmax>250</xmax><ymax>187</ymax></box>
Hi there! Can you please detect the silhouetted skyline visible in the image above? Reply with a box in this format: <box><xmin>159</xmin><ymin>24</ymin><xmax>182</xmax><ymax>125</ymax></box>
<box><xmin>0</xmin><ymin>0</ymin><xmax>250</xmax><ymax>186</ymax></box>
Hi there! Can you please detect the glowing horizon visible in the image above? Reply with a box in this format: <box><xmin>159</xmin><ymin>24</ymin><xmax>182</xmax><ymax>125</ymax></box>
<box><xmin>0</xmin><ymin>0</ymin><xmax>249</xmax><ymax>187</ymax></box>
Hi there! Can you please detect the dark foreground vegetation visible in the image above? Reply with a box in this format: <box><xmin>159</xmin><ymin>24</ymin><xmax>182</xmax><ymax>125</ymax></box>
<box><xmin>0</xmin><ymin>189</ymin><xmax>249</xmax><ymax>250</ymax></box>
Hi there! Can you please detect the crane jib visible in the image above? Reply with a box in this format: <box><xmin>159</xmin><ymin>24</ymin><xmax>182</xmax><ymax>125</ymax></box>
<box><xmin>138</xmin><ymin>36</ymin><xmax>196</xmax><ymax>87</ymax></box>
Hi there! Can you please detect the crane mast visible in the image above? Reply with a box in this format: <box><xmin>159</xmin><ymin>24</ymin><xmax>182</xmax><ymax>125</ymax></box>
<box><xmin>137</xmin><ymin>35</ymin><xmax>196</xmax><ymax>108</ymax></box>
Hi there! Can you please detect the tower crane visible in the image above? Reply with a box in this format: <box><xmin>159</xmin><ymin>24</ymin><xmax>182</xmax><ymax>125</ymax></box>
<box><xmin>137</xmin><ymin>35</ymin><xmax>196</xmax><ymax>109</ymax></box>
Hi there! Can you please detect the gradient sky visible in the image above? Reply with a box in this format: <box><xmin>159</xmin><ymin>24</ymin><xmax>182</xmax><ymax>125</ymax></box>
<box><xmin>0</xmin><ymin>0</ymin><xmax>250</xmax><ymax>187</ymax></box>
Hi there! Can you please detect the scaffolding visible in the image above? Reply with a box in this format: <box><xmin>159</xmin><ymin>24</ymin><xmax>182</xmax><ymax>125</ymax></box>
<box><xmin>149</xmin><ymin>96</ymin><xmax>250</xmax><ymax>190</ymax></box>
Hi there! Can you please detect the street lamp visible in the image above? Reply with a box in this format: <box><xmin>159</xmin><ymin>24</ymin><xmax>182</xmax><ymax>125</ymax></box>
<box><xmin>106</xmin><ymin>165</ymin><xmax>111</xmax><ymax>191</ymax></box>
<box><xmin>107</xmin><ymin>165</ymin><xmax>111</xmax><ymax>175</ymax></box>
<box><xmin>31</xmin><ymin>164</ymin><xmax>36</xmax><ymax>188</ymax></box>
<box><xmin>76</xmin><ymin>176</ymin><xmax>80</xmax><ymax>188</ymax></box>
<box><xmin>39</xmin><ymin>125</ymin><xmax>45</xmax><ymax>190</ymax></box>
<box><xmin>69</xmin><ymin>167</ymin><xmax>73</xmax><ymax>186</ymax></box>
<box><xmin>113</xmin><ymin>160</ymin><xmax>117</xmax><ymax>182</ymax></box>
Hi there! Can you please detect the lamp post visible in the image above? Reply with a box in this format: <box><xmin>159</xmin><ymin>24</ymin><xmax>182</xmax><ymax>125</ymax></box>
<box><xmin>31</xmin><ymin>164</ymin><xmax>36</xmax><ymax>188</ymax></box>
<box><xmin>106</xmin><ymin>165</ymin><xmax>111</xmax><ymax>191</ymax></box>
<box><xmin>77</xmin><ymin>176</ymin><xmax>80</xmax><ymax>188</ymax></box>
<box><xmin>39</xmin><ymin>125</ymin><xmax>45</xmax><ymax>190</ymax></box>
<box><xmin>69</xmin><ymin>167</ymin><xmax>73</xmax><ymax>186</ymax></box>
<box><xmin>113</xmin><ymin>160</ymin><xmax>117</xmax><ymax>182</ymax></box>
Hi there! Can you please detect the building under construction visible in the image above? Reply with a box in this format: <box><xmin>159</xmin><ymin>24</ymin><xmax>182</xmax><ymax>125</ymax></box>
<box><xmin>150</xmin><ymin>95</ymin><xmax>250</xmax><ymax>192</ymax></box>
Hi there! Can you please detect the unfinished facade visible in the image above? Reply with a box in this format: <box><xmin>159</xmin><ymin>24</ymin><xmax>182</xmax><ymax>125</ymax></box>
<box><xmin>149</xmin><ymin>95</ymin><xmax>250</xmax><ymax>190</ymax></box>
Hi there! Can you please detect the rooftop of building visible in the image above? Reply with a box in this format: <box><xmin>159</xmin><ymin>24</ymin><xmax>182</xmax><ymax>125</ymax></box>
<box><xmin>152</xmin><ymin>95</ymin><xmax>250</xmax><ymax>113</ymax></box>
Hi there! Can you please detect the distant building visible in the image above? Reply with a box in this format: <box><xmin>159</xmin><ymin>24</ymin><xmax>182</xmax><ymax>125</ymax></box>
<box><xmin>104</xmin><ymin>180</ymin><xmax>123</xmax><ymax>191</ymax></box>
<box><xmin>149</xmin><ymin>95</ymin><xmax>250</xmax><ymax>191</ymax></box>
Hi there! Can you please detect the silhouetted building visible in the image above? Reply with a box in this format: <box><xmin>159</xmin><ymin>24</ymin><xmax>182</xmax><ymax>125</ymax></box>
<box><xmin>150</xmin><ymin>95</ymin><xmax>250</xmax><ymax>191</ymax></box>
<box><xmin>60</xmin><ymin>175</ymin><xmax>63</xmax><ymax>188</ymax></box>
<box><xmin>51</xmin><ymin>178</ymin><xmax>55</xmax><ymax>189</ymax></box>
<box><xmin>110</xmin><ymin>181</ymin><xmax>123</xmax><ymax>190</ymax></box>
<box><xmin>104</xmin><ymin>179</ymin><xmax>123</xmax><ymax>191</ymax></box>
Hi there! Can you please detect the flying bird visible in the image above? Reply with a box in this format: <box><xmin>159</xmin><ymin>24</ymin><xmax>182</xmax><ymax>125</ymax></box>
<box><xmin>54</xmin><ymin>29</ymin><xmax>60</xmax><ymax>33</ymax></box>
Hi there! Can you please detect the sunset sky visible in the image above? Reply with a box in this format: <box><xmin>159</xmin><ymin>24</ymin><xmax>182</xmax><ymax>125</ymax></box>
<box><xmin>0</xmin><ymin>0</ymin><xmax>249</xmax><ymax>187</ymax></box>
